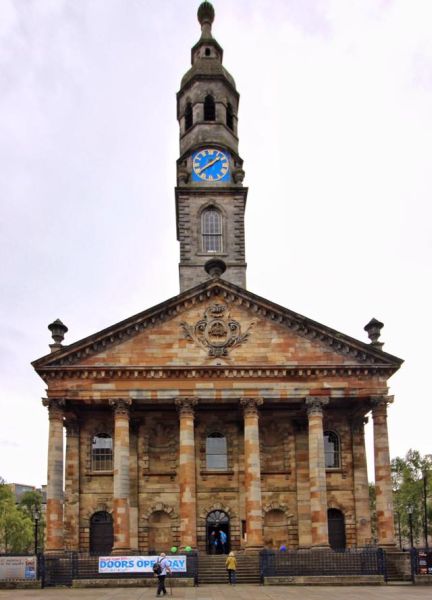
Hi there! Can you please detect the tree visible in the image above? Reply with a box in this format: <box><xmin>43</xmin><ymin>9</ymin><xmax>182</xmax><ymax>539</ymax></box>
<box><xmin>0</xmin><ymin>478</ymin><xmax>34</xmax><ymax>553</ymax></box>
<box><xmin>391</xmin><ymin>450</ymin><xmax>432</xmax><ymax>547</ymax></box>
<box><xmin>19</xmin><ymin>490</ymin><xmax>45</xmax><ymax>552</ymax></box>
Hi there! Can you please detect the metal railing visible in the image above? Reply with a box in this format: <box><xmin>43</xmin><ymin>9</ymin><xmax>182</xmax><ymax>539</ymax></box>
<box><xmin>260</xmin><ymin>548</ymin><xmax>386</xmax><ymax>580</ymax></box>
<box><xmin>40</xmin><ymin>551</ymin><xmax>199</xmax><ymax>588</ymax></box>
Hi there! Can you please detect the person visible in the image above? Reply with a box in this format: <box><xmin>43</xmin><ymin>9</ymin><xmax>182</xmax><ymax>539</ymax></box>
<box><xmin>209</xmin><ymin>530</ymin><xmax>218</xmax><ymax>554</ymax></box>
<box><xmin>219</xmin><ymin>529</ymin><xmax>227</xmax><ymax>554</ymax></box>
<box><xmin>155</xmin><ymin>552</ymin><xmax>171</xmax><ymax>597</ymax></box>
<box><xmin>225</xmin><ymin>551</ymin><xmax>237</xmax><ymax>585</ymax></box>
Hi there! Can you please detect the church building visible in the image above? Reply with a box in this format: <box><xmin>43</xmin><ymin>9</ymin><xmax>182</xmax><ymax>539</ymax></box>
<box><xmin>33</xmin><ymin>2</ymin><xmax>402</xmax><ymax>556</ymax></box>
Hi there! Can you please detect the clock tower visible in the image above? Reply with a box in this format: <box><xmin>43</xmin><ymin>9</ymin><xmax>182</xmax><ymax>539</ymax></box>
<box><xmin>176</xmin><ymin>2</ymin><xmax>247</xmax><ymax>292</ymax></box>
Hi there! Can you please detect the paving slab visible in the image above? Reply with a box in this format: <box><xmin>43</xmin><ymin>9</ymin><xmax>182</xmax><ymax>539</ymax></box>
<box><xmin>0</xmin><ymin>585</ymin><xmax>431</xmax><ymax>600</ymax></box>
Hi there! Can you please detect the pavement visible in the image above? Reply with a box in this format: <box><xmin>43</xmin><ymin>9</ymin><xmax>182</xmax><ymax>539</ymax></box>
<box><xmin>0</xmin><ymin>584</ymin><xmax>431</xmax><ymax>600</ymax></box>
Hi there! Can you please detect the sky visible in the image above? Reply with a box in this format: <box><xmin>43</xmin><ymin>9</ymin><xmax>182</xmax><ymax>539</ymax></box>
<box><xmin>0</xmin><ymin>0</ymin><xmax>431</xmax><ymax>488</ymax></box>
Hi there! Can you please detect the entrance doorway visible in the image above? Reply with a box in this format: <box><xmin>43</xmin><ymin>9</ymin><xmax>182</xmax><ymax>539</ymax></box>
<box><xmin>89</xmin><ymin>511</ymin><xmax>113</xmax><ymax>555</ymax></box>
<box><xmin>206</xmin><ymin>510</ymin><xmax>230</xmax><ymax>554</ymax></box>
<box><xmin>328</xmin><ymin>508</ymin><xmax>346</xmax><ymax>550</ymax></box>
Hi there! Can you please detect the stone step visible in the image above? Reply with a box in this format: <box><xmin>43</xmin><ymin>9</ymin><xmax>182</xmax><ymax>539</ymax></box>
<box><xmin>197</xmin><ymin>554</ymin><xmax>261</xmax><ymax>584</ymax></box>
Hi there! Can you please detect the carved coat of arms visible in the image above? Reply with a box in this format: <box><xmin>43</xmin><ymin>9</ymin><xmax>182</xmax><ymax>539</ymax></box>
<box><xmin>181</xmin><ymin>303</ymin><xmax>254</xmax><ymax>357</ymax></box>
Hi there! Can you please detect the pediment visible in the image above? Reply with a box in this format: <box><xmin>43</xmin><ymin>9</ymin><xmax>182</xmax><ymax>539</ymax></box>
<box><xmin>32</xmin><ymin>279</ymin><xmax>402</xmax><ymax>376</ymax></box>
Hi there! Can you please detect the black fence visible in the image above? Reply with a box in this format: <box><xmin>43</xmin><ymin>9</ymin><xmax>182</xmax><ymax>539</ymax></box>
<box><xmin>410</xmin><ymin>548</ymin><xmax>432</xmax><ymax>578</ymax></box>
<box><xmin>260</xmin><ymin>548</ymin><xmax>386</xmax><ymax>580</ymax></box>
<box><xmin>40</xmin><ymin>552</ymin><xmax>199</xmax><ymax>588</ymax></box>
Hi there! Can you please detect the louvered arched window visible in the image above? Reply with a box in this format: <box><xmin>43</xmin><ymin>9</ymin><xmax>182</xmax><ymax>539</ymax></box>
<box><xmin>204</xmin><ymin>94</ymin><xmax>216</xmax><ymax>121</ymax></box>
<box><xmin>226</xmin><ymin>102</ymin><xmax>234</xmax><ymax>130</ymax></box>
<box><xmin>324</xmin><ymin>431</ymin><xmax>340</xmax><ymax>469</ymax></box>
<box><xmin>202</xmin><ymin>208</ymin><xmax>222</xmax><ymax>253</ymax></box>
<box><xmin>185</xmin><ymin>102</ymin><xmax>193</xmax><ymax>131</ymax></box>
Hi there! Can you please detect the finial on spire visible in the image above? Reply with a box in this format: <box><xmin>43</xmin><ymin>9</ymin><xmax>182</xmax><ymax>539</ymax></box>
<box><xmin>197</xmin><ymin>1</ymin><xmax>215</xmax><ymax>37</ymax></box>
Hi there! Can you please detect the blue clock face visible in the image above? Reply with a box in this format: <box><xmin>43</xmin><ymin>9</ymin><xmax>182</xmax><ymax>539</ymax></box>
<box><xmin>192</xmin><ymin>149</ymin><xmax>230</xmax><ymax>182</ymax></box>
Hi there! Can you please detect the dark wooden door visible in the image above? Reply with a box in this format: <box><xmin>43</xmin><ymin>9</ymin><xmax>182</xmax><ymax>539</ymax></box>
<box><xmin>90</xmin><ymin>511</ymin><xmax>113</xmax><ymax>555</ymax></box>
<box><xmin>328</xmin><ymin>509</ymin><xmax>346</xmax><ymax>550</ymax></box>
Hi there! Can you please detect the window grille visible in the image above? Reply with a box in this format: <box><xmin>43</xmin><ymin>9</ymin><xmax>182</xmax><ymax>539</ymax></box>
<box><xmin>324</xmin><ymin>431</ymin><xmax>340</xmax><ymax>468</ymax></box>
<box><xmin>92</xmin><ymin>433</ymin><xmax>113</xmax><ymax>471</ymax></box>
<box><xmin>202</xmin><ymin>209</ymin><xmax>222</xmax><ymax>253</ymax></box>
<box><xmin>206</xmin><ymin>432</ymin><xmax>228</xmax><ymax>470</ymax></box>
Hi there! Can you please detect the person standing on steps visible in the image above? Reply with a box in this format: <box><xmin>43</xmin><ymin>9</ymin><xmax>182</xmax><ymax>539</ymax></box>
<box><xmin>225</xmin><ymin>551</ymin><xmax>237</xmax><ymax>585</ymax></box>
<box><xmin>156</xmin><ymin>552</ymin><xmax>171</xmax><ymax>596</ymax></box>
<box><xmin>220</xmin><ymin>529</ymin><xmax>227</xmax><ymax>554</ymax></box>
<box><xmin>209</xmin><ymin>530</ymin><xmax>218</xmax><ymax>554</ymax></box>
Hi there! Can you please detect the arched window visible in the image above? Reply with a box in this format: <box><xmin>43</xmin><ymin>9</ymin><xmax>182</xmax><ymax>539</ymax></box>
<box><xmin>92</xmin><ymin>433</ymin><xmax>113</xmax><ymax>471</ymax></box>
<box><xmin>202</xmin><ymin>208</ymin><xmax>222</xmax><ymax>253</ymax></box>
<box><xmin>206</xmin><ymin>432</ymin><xmax>227</xmax><ymax>470</ymax></box>
<box><xmin>324</xmin><ymin>431</ymin><xmax>340</xmax><ymax>468</ymax></box>
<box><xmin>204</xmin><ymin>94</ymin><xmax>216</xmax><ymax>121</ymax></box>
<box><xmin>185</xmin><ymin>102</ymin><xmax>193</xmax><ymax>131</ymax></box>
<box><xmin>226</xmin><ymin>102</ymin><xmax>234</xmax><ymax>130</ymax></box>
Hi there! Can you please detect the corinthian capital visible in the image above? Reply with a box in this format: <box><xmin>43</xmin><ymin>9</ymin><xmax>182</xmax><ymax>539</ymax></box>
<box><xmin>306</xmin><ymin>396</ymin><xmax>329</xmax><ymax>417</ymax></box>
<box><xmin>175</xmin><ymin>397</ymin><xmax>198</xmax><ymax>417</ymax></box>
<box><xmin>109</xmin><ymin>398</ymin><xmax>132</xmax><ymax>417</ymax></box>
<box><xmin>241</xmin><ymin>397</ymin><xmax>263</xmax><ymax>416</ymax></box>
<box><xmin>64</xmin><ymin>415</ymin><xmax>80</xmax><ymax>436</ymax></box>
<box><xmin>371</xmin><ymin>395</ymin><xmax>394</xmax><ymax>417</ymax></box>
<box><xmin>42</xmin><ymin>398</ymin><xmax>65</xmax><ymax>420</ymax></box>
<box><xmin>351</xmin><ymin>416</ymin><xmax>368</xmax><ymax>434</ymax></box>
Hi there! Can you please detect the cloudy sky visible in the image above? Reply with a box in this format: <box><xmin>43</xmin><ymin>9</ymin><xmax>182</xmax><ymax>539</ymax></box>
<box><xmin>1</xmin><ymin>0</ymin><xmax>431</xmax><ymax>487</ymax></box>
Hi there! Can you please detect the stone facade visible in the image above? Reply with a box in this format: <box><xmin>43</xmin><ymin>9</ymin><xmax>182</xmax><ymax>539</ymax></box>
<box><xmin>34</xmin><ymin>283</ymin><xmax>402</xmax><ymax>554</ymax></box>
<box><xmin>33</xmin><ymin>2</ymin><xmax>402</xmax><ymax>555</ymax></box>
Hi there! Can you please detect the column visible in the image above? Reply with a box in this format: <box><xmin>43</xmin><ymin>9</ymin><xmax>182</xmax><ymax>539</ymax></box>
<box><xmin>43</xmin><ymin>398</ymin><xmax>65</xmax><ymax>553</ymax></box>
<box><xmin>295</xmin><ymin>421</ymin><xmax>312</xmax><ymax>548</ymax></box>
<box><xmin>176</xmin><ymin>397</ymin><xmax>198</xmax><ymax>549</ymax></box>
<box><xmin>351</xmin><ymin>417</ymin><xmax>372</xmax><ymax>546</ymax></box>
<box><xmin>241</xmin><ymin>397</ymin><xmax>264</xmax><ymax>550</ymax></box>
<box><xmin>306</xmin><ymin>397</ymin><xmax>329</xmax><ymax>548</ymax></box>
<box><xmin>110</xmin><ymin>398</ymin><xmax>132</xmax><ymax>553</ymax></box>
<box><xmin>372</xmin><ymin>396</ymin><xmax>396</xmax><ymax>547</ymax></box>
<box><xmin>64</xmin><ymin>416</ymin><xmax>80</xmax><ymax>551</ymax></box>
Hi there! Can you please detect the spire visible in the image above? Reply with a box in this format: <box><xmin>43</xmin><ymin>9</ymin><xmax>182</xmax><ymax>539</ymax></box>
<box><xmin>197</xmin><ymin>1</ymin><xmax>215</xmax><ymax>39</ymax></box>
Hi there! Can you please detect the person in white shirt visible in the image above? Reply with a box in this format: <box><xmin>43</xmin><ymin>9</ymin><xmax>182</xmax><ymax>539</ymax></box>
<box><xmin>156</xmin><ymin>552</ymin><xmax>171</xmax><ymax>596</ymax></box>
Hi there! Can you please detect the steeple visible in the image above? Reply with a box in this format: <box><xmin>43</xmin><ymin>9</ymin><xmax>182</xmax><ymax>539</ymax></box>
<box><xmin>175</xmin><ymin>2</ymin><xmax>247</xmax><ymax>293</ymax></box>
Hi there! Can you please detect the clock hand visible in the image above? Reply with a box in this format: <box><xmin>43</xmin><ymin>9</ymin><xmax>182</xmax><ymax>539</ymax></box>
<box><xmin>197</xmin><ymin>156</ymin><xmax>221</xmax><ymax>173</ymax></box>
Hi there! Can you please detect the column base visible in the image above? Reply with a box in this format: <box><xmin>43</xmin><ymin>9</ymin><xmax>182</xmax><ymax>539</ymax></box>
<box><xmin>244</xmin><ymin>545</ymin><xmax>263</xmax><ymax>553</ymax></box>
<box><xmin>111</xmin><ymin>547</ymin><xmax>131</xmax><ymax>555</ymax></box>
<box><xmin>44</xmin><ymin>549</ymin><xmax>67</xmax><ymax>556</ymax></box>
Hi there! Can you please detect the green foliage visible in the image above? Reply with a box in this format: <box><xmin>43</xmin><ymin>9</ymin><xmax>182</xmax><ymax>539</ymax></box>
<box><xmin>0</xmin><ymin>478</ymin><xmax>39</xmax><ymax>553</ymax></box>
<box><xmin>19</xmin><ymin>490</ymin><xmax>45</xmax><ymax>552</ymax></box>
<box><xmin>391</xmin><ymin>450</ymin><xmax>432</xmax><ymax>547</ymax></box>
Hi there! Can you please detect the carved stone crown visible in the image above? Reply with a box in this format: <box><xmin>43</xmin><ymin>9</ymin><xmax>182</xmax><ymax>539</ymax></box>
<box><xmin>181</xmin><ymin>303</ymin><xmax>254</xmax><ymax>357</ymax></box>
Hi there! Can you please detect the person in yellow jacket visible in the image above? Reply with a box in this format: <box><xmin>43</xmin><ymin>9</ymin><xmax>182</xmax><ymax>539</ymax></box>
<box><xmin>225</xmin><ymin>551</ymin><xmax>237</xmax><ymax>585</ymax></box>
